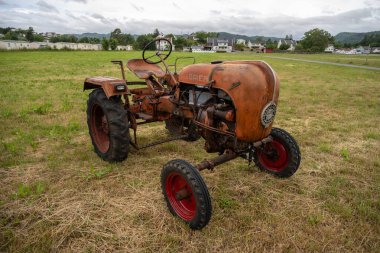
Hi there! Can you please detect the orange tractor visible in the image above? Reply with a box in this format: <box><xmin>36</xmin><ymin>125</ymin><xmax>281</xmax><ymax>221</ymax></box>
<box><xmin>83</xmin><ymin>39</ymin><xmax>301</xmax><ymax>229</ymax></box>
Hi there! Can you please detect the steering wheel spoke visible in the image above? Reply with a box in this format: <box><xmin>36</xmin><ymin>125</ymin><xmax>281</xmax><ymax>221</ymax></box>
<box><xmin>142</xmin><ymin>38</ymin><xmax>172</xmax><ymax>64</ymax></box>
<box><xmin>145</xmin><ymin>54</ymin><xmax>158</xmax><ymax>60</ymax></box>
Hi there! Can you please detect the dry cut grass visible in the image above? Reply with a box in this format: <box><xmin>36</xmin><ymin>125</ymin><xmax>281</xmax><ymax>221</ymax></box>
<box><xmin>0</xmin><ymin>51</ymin><xmax>379</xmax><ymax>252</ymax></box>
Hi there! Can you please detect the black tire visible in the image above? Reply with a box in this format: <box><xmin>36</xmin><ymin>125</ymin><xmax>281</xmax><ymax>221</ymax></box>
<box><xmin>161</xmin><ymin>159</ymin><xmax>212</xmax><ymax>230</ymax></box>
<box><xmin>87</xmin><ymin>88</ymin><xmax>130</xmax><ymax>162</ymax></box>
<box><xmin>165</xmin><ymin>117</ymin><xmax>201</xmax><ymax>142</ymax></box>
<box><xmin>254</xmin><ymin>127</ymin><xmax>301</xmax><ymax>178</ymax></box>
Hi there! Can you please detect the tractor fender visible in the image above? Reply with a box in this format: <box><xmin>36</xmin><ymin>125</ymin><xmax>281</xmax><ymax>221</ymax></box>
<box><xmin>84</xmin><ymin>76</ymin><xmax>129</xmax><ymax>98</ymax></box>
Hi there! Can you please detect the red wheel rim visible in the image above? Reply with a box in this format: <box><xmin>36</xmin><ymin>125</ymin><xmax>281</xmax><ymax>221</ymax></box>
<box><xmin>91</xmin><ymin>104</ymin><xmax>110</xmax><ymax>153</ymax></box>
<box><xmin>165</xmin><ymin>172</ymin><xmax>196</xmax><ymax>221</ymax></box>
<box><xmin>258</xmin><ymin>138</ymin><xmax>288</xmax><ymax>172</ymax></box>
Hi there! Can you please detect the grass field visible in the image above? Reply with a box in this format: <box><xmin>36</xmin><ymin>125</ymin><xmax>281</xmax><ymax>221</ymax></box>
<box><xmin>265</xmin><ymin>53</ymin><xmax>380</xmax><ymax>68</ymax></box>
<box><xmin>0</xmin><ymin>51</ymin><xmax>379</xmax><ymax>252</ymax></box>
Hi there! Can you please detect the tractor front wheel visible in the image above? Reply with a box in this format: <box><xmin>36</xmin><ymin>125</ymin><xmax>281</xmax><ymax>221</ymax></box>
<box><xmin>87</xmin><ymin>88</ymin><xmax>130</xmax><ymax>162</ymax></box>
<box><xmin>161</xmin><ymin>159</ymin><xmax>212</xmax><ymax>230</ymax></box>
<box><xmin>254</xmin><ymin>128</ymin><xmax>301</xmax><ymax>178</ymax></box>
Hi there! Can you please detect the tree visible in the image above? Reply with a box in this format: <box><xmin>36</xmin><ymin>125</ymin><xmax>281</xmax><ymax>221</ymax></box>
<box><xmin>234</xmin><ymin>43</ymin><xmax>245</xmax><ymax>51</ymax></box>
<box><xmin>195</xmin><ymin>31</ymin><xmax>208</xmax><ymax>44</ymax></box>
<box><xmin>33</xmin><ymin>34</ymin><xmax>45</xmax><ymax>42</ymax></box>
<box><xmin>4</xmin><ymin>31</ymin><xmax>18</xmax><ymax>40</ymax></box>
<box><xmin>255</xmin><ymin>36</ymin><xmax>264</xmax><ymax>43</ymax></box>
<box><xmin>26</xmin><ymin>27</ymin><xmax>34</xmax><ymax>42</ymax></box>
<box><xmin>0</xmin><ymin>27</ymin><xmax>13</xmax><ymax>35</ymax></box>
<box><xmin>279</xmin><ymin>44</ymin><xmax>290</xmax><ymax>50</ymax></box>
<box><xmin>173</xmin><ymin>36</ymin><xmax>187</xmax><ymax>50</ymax></box>
<box><xmin>194</xmin><ymin>31</ymin><xmax>219</xmax><ymax>45</ymax></box>
<box><xmin>134</xmin><ymin>34</ymin><xmax>155</xmax><ymax>50</ymax></box>
<box><xmin>101</xmin><ymin>38</ymin><xmax>109</xmax><ymax>50</ymax></box>
<box><xmin>110</xmin><ymin>28</ymin><xmax>122</xmax><ymax>39</ymax></box>
<box><xmin>295</xmin><ymin>44</ymin><xmax>304</xmax><ymax>51</ymax></box>
<box><xmin>109</xmin><ymin>38</ymin><xmax>118</xmax><ymax>50</ymax></box>
<box><xmin>300</xmin><ymin>28</ymin><xmax>334</xmax><ymax>52</ymax></box>
<box><xmin>110</xmin><ymin>28</ymin><xmax>134</xmax><ymax>45</ymax></box>
<box><xmin>359</xmin><ymin>33</ymin><xmax>380</xmax><ymax>47</ymax></box>
<box><xmin>79</xmin><ymin>37</ymin><xmax>90</xmax><ymax>43</ymax></box>
<box><xmin>153</xmin><ymin>28</ymin><xmax>160</xmax><ymax>37</ymax></box>
<box><xmin>118</xmin><ymin>33</ymin><xmax>135</xmax><ymax>45</ymax></box>
<box><xmin>89</xmin><ymin>37</ymin><xmax>101</xmax><ymax>44</ymax></box>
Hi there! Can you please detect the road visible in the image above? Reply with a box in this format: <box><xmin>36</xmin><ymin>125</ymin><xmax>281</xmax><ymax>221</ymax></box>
<box><xmin>263</xmin><ymin>56</ymin><xmax>380</xmax><ymax>71</ymax></box>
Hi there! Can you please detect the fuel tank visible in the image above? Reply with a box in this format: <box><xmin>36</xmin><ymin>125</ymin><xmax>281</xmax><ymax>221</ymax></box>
<box><xmin>178</xmin><ymin>61</ymin><xmax>280</xmax><ymax>142</ymax></box>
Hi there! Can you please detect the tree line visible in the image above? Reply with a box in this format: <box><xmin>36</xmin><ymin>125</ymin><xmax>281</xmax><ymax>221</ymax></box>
<box><xmin>0</xmin><ymin>27</ymin><xmax>44</xmax><ymax>42</ymax></box>
<box><xmin>100</xmin><ymin>28</ymin><xmax>219</xmax><ymax>50</ymax></box>
<box><xmin>2</xmin><ymin>26</ymin><xmax>379</xmax><ymax>52</ymax></box>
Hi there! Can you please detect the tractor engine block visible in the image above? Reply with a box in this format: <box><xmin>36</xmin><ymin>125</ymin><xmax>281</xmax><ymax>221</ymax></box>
<box><xmin>195</xmin><ymin>96</ymin><xmax>237</xmax><ymax>153</ymax></box>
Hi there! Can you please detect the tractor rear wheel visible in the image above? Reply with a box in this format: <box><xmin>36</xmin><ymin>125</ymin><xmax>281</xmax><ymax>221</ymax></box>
<box><xmin>161</xmin><ymin>159</ymin><xmax>212</xmax><ymax>230</ymax></box>
<box><xmin>87</xmin><ymin>88</ymin><xmax>130</xmax><ymax>162</ymax></box>
<box><xmin>254</xmin><ymin>128</ymin><xmax>301</xmax><ymax>178</ymax></box>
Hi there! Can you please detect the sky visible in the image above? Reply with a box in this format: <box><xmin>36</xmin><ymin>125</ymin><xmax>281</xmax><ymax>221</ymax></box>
<box><xmin>0</xmin><ymin>0</ymin><xmax>379</xmax><ymax>39</ymax></box>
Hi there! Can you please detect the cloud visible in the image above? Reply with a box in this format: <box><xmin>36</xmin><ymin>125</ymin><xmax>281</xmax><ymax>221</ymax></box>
<box><xmin>65</xmin><ymin>0</ymin><xmax>87</xmax><ymax>3</ymax></box>
<box><xmin>0</xmin><ymin>9</ymin><xmax>64</xmax><ymax>32</ymax></box>
<box><xmin>172</xmin><ymin>2</ymin><xmax>181</xmax><ymax>10</ymax></box>
<box><xmin>36</xmin><ymin>0</ymin><xmax>59</xmax><ymax>13</ymax></box>
<box><xmin>117</xmin><ymin>8</ymin><xmax>380</xmax><ymax>38</ymax></box>
<box><xmin>0</xmin><ymin>3</ymin><xmax>378</xmax><ymax>37</ymax></box>
<box><xmin>0</xmin><ymin>0</ymin><xmax>7</xmax><ymax>5</ymax></box>
<box><xmin>130</xmin><ymin>3</ymin><xmax>144</xmax><ymax>12</ymax></box>
<box><xmin>210</xmin><ymin>10</ymin><xmax>221</xmax><ymax>15</ymax></box>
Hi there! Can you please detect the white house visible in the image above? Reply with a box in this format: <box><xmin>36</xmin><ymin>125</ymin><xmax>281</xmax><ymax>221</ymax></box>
<box><xmin>335</xmin><ymin>48</ymin><xmax>358</xmax><ymax>55</ymax></box>
<box><xmin>116</xmin><ymin>45</ymin><xmax>133</xmax><ymax>51</ymax></box>
<box><xmin>324</xmin><ymin>44</ymin><xmax>335</xmax><ymax>53</ymax></box>
<box><xmin>356</xmin><ymin>46</ymin><xmax>371</xmax><ymax>54</ymax></box>
<box><xmin>156</xmin><ymin>33</ymin><xmax>175</xmax><ymax>51</ymax></box>
<box><xmin>277</xmin><ymin>39</ymin><xmax>297</xmax><ymax>51</ymax></box>
<box><xmin>247</xmin><ymin>41</ymin><xmax>265</xmax><ymax>49</ymax></box>
<box><xmin>188</xmin><ymin>45</ymin><xmax>215</xmax><ymax>53</ymax></box>
<box><xmin>205</xmin><ymin>38</ymin><xmax>233</xmax><ymax>52</ymax></box>
<box><xmin>371</xmin><ymin>47</ymin><xmax>380</xmax><ymax>54</ymax></box>
<box><xmin>44</xmin><ymin>32</ymin><xmax>59</xmax><ymax>41</ymax></box>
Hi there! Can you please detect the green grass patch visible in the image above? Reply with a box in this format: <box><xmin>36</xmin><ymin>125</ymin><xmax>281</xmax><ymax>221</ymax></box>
<box><xmin>12</xmin><ymin>181</ymin><xmax>47</xmax><ymax>200</ymax></box>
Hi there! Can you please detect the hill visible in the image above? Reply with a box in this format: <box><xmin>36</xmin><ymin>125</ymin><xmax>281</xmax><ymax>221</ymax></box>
<box><xmin>70</xmin><ymin>33</ymin><xmax>110</xmax><ymax>39</ymax></box>
<box><xmin>217</xmin><ymin>32</ymin><xmax>282</xmax><ymax>42</ymax></box>
<box><xmin>334</xmin><ymin>31</ymin><xmax>380</xmax><ymax>44</ymax></box>
<box><xmin>68</xmin><ymin>31</ymin><xmax>282</xmax><ymax>42</ymax></box>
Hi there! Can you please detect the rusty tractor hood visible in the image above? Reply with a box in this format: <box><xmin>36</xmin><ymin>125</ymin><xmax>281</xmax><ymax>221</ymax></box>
<box><xmin>178</xmin><ymin>61</ymin><xmax>280</xmax><ymax>142</ymax></box>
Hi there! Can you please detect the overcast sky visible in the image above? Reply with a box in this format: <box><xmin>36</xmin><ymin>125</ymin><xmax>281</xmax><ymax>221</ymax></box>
<box><xmin>0</xmin><ymin>0</ymin><xmax>379</xmax><ymax>39</ymax></box>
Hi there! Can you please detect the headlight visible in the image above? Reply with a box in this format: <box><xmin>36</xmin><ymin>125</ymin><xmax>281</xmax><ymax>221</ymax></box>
<box><xmin>261</xmin><ymin>102</ymin><xmax>277</xmax><ymax>128</ymax></box>
<box><xmin>114</xmin><ymin>84</ymin><xmax>126</xmax><ymax>91</ymax></box>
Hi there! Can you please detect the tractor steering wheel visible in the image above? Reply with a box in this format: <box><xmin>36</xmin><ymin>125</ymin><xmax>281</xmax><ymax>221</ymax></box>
<box><xmin>142</xmin><ymin>38</ymin><xmax>173</xmax><ymax>64</ymax></box>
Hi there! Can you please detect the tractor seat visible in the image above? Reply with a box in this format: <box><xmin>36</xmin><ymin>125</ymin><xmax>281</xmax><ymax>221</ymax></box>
<box><xmin>126</xmin><ymin>59</ymin><xmax>166</xmax><ymax>80</ymax></box>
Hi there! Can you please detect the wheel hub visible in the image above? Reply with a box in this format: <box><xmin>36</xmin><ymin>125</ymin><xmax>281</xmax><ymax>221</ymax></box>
<box><xmin>175</xmin><ymin>187</ymin><xmax>191</xmax><ymax>201</ymax></box>
<box><xmin>165</xmin><ymin>173</ymin><xmax>196</xmax><ymax>221</ymax></box>
<box><xmin>258</xmin><ymin>139</ymin><xmax>288</xmax><ymax>172</ymax></box>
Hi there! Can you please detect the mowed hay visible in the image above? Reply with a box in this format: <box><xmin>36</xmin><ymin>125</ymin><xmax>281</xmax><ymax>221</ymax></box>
<box><xmin>0</xmin><ymin>51</ymin><xmax>379</xmax><ymax>252</ymax></box>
